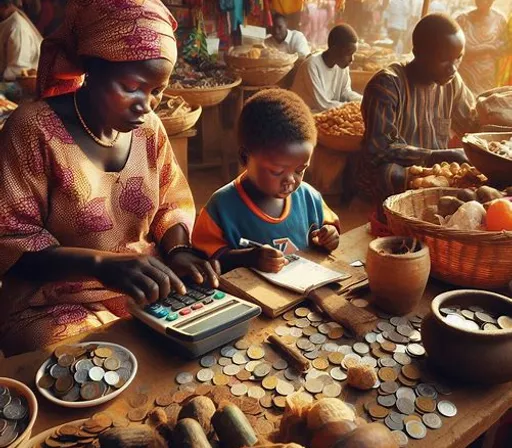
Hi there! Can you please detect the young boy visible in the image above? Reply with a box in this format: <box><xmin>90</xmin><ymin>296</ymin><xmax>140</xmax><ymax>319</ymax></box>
<box><xmin>192</xmin><ymin>89</ymin><xmax>340</xmax><ymax>273</ymax></box>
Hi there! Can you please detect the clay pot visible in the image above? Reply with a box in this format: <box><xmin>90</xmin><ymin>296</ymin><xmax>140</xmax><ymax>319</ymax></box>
<box><xmin>422</xmin><ymin>289</ymin><xmax>512</xmax><ymax>384</ymax></box>
<box><xmin>366</xmin><ymin>237</ymin><xmax>430</xmax><ymax>315</ymax></box>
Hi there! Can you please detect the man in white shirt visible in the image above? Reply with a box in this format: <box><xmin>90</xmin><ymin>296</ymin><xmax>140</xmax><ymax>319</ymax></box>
<box><xmin>265</xmin><ymin>13</ymin><xmax>310</xmax><ymax>58</ymax></box>
<box><xmin>429</xmin><ymin>0</ymin><xmax>449</xmax><ymax>15</ymax></box>
<box><xmin>291</xmin><ymin>24</ymin><xmax>362</xmax><ymax>113</ymax></box>
<box><xmin>384</xmin><ymin>0</ymin><xmax>411</xmax><ymax>54</ymax></box>
<box><xmin>0</xmin><ymin>0</ymin><xmax>42</xmax><ymax>81</ymax></box>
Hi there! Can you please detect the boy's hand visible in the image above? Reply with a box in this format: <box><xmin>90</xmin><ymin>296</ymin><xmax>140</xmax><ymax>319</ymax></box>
<box><xmin>311</xmin><ymin>225</ymin><xmax>340</xmax><ymax>252</ymax></box>
<box><xmin>251</xmin><ymin>245</ymin><xmax>288</xmax><ymax>273</ymax></box>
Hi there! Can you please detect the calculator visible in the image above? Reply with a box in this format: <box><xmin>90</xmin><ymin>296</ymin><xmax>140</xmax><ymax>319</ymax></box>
<box><xmin>129</xmin><ymin>284</ymin><xmax>261</xmax><ymax>358</ymax></box>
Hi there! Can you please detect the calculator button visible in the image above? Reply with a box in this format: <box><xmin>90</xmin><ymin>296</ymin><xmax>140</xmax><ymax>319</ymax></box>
<box><xmin>166</xmin><ymin>312</ymin><xmax>179</xmax><ymax>321</ymax></box>
<box><xmin>181</xmin><ymin>297</ymin><xmax>196</xmax><ymax>306</ymax></box>
<box><xmin>188</xmin><ymin>290</ymin><xmax>206</xmax><ymax>300</ymax></box>
<box><xmin>213</xmin><ymin>292</ymin><xmax>226</xmax><ymax>300</ymax></box>
<box><xmin>193</xmin><ymin>285</ymin><xmax>216</xmax><ymax>296</ymax></box>
<box><xmin>191</xmin><ymin>303</ymin><xmax>204</xmax><ymax>310</ymax></box>
<box><xmin>171</xmin><ymin>302</ymin><xmax>185</xmax><ymax>311</ymax></box>
<box><xmin>180</xmin><ymin>308</ymin><xmax>192</xmax><ymax>316</ymax></box>
<box><xmin>203</xmin><ymin>298</ymin><xmax>213</xmax><ymax>305</ymax></box>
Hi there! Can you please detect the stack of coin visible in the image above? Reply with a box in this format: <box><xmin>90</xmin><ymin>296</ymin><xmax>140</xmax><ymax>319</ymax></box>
<box><xmin>33</xmin><ymin>412</ymin><xmax>115</xmax><ymax>448</ymax></box>
<box><xmin>440</xmin><ymin>306</ymin><xmax>512</xmax><ymax>332</ymax></box>
<box><xmin>0</xmin><ymin>385</ymin><xmax>30</xmax><ymax>447</ymax></box>
<box><xmin>38</xmin><ymin>344</ymin><xmax>133</xmax><ymax>403</ymax></box>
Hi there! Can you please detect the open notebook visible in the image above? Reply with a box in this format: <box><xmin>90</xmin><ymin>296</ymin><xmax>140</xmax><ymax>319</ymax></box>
<box><xmin>252</xmin><ymin>254</ymin><xmax>351</xmax><ymax>294</ymax></box>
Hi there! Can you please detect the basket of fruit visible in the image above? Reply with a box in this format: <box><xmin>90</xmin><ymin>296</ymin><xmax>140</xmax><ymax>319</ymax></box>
<box><xmin>314</xmin><ymin>102</ymin><xmax>364</xmax><ymax>151</ymax></box>
<box><xmin>462</xmin><ymin>133</ymin><xmax>512</xmax><ymax>188</ymax></box>
<box><xmin>157</xmin><ymin>95</ymin><xmax>202</xmax><ymax>136</ymax></box>
<box><xmin>384</xmin><ymin>186</ymin><xmax>512</xmax><ymax>289</ymax></box>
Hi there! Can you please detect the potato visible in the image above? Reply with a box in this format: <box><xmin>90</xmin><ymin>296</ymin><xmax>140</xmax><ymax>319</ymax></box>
<box><xmin>457</xmin><ymin>188</ymin><xmax>477</xmax><ymax>202</ymax></box>
<box><xmin>422</xmin><ymin>205</ymin><xmax>441</xmax><ymax>224</ymax></box>
<box><xmin>476</xmin><ymin>186</ymin><xmax>503</xmax><ymax>203</ymax></box>
<box><xmin>438</xmin><ymin>196</ymin><xmax>464</xmax><ymax>217</ymax></box>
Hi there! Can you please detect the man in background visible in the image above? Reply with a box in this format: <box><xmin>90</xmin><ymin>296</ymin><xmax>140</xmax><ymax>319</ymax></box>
<box><xmin>291</xmin><ymin>24</ymin><xmax>361</xmax><ymax>112</ymax></box>
<box><xmin>0</xmin><ymin>0</ymin><xmax>42</xmax><ymax>81</ymax></box>
<box><xmin>265</xmin><ymin>13</ymin><xmax>310</xmax><ymax>58</ymax></box>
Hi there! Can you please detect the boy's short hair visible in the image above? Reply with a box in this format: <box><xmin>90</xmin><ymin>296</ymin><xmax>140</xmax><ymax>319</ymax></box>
<box><xmin>328</xmin><ymin>24</ymin><xmax>358</xmax><ymax>49</ymax></box>
<box><xmin>238</xmin><ymin>89</ymin><xmax>317</xmax><ymax>160</ymax></box>
<box><xmin>413</xmin><ymin>14</ymin><xmax>461</xmax><ymax>54</ymax></box>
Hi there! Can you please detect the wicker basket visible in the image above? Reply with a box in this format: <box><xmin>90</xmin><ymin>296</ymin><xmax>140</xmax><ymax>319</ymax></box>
<box><xmin>165</xmin><ymin>78</ymin><xmax>242</xmax><ymax>108</ymax></box>
<box><xmin>225</xmin><ymin>50</ymin><xmax>298</xmax><ymax>69</ymax></box>
<box><xmin>462</xmin><ymin>132</ymin><xmax>512</xmax><ymax>188</ymax></box>
<box><xmin>316</xmin><ymin>131</ymin><xmax>362</xmax><ymax>152</ymax></box>
<box><xmin>229</xmin><ymin>64</ymin><xmax>295</xmax><ymax>86</ymax></box>
<box><xmin>384</xmin><ymin>187</ymin><xmax>512</xmax><ymax>289</ymax></box>
<box><xmin>159</xmin><ymin>104</ymin><xmax>202</xmax><ymax>136</ymax></box>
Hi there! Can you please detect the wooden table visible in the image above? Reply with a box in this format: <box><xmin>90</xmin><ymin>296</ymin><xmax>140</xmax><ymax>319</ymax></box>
<box><xmin>1</xmin><ymin>225</ymin><xmax>511</xmax><ymax>447</ymax></box>
<box><xmin>168</xmin><ymin>129</ymin><xmax>196</xmax><ymax>180</ymax></box>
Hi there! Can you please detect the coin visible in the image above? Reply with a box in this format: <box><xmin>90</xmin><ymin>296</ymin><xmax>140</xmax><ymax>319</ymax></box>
<box><xmin>284</xmin><ymin>367</ymin><xmax>301</xmax><ymax>381</ymax></box>
<box><xmin>3</xmin><ymin>402</ymin><xmax>27</xmax><ymax>420</ymax></box>
<box><xmin>377</xmin><ymin>321</ymin><xmax>394</xmax><ymax>332</ymax></box>
<box><xmin>328</xmin><ymin>327</ymin><xmax>344</xmax><ymax>339</ymax></box>
<box><xmin>385</xmin><ymin>414</ymin><xmax>404</xmax><ymax>431</ymax></box>
<box><xmin>303</xmin><ymin>326</ymin><xmax>317</xmax><ymax>337</ymax></box>
<box><xmin>438</xmin><ymin>400</ymin><xmax>457</xmax><ymax>417</ymax></box>
<box><xmin>95</xmin><ymin>347</ymin><xmax>113</xmax><ymax>358</ymax></box>
<box><xmin>275</xmin><ymin>326</ymin><xmax>290</xmax><ymax>336</ymax></box>
<box><xmin>245</xmin><ymin>360</ymin><xmax>261</xmax><ymax>372</ymax></box>
<box><xmin>295</xmin><ymin>318</ymin><xmax>311</xmax><ymax>329</ymax></box>
<box><xmin>262</xmin><ymin>376</ymin><xmax>279</xmax><ymax>390</ymax></box>
<box><xmin>200</xmin><ymin>355</ymin><xmax>217</xmax><ymax>368</ymax></box>
<box><xmin>223</xmin><ymin>364</ymin><xmax>241</xmax><ymax>376</ymax></box>
<box><xmin>305</xmin><ymin>379</ymin><xmax>324</xmax><ymax>394</ymax></box>
<box><xmin>307</xmin><ymin>311</ymin><xmax>323</xmax><ymax>322</ymax></box>
<box><xmin>312</xmin><ymin>358</ymin><xmax>329</xmax><ymax>370</ymax></box>
<box><xmin>103</xmin><ymin>357</ymin><xmax>121</xmax><ymax>371</ymax></box>
<box><xmin>197</xmin><ymin>368</ymin><xmax>214</xmax><ymax>382</ymax></box>
<box><xmin>401</xmin><ymin>364</ymin><xmax>421</xmax><ymax>381</ymax></box>
<box><xmin>54</xmin><ymin>375</ymin><xmax>74</xmax><ymax>395</ymax></box>
<box><xmin>416</xmin><ymin>383</ymin><xmax>438</xmax><ymax>399</ymax></box>
<box><xmin>233</xmin><ymin>352</ymin><xmax>249</xmax><ymax>365</ymax></box>
<box><xmin>221</xmin><ymin>345</ymin><xmax>237</xmax><ymax>357</ymax></box>
<box><xmin>328</xmin><ymin>352</ymin><xmax>344</xmax><ymax>365</ymax></box>
<box><xmin>378</xmin><ymin>367</ymin><xmax>398</xmax><ymax>382</ymax></box>
<box><xmin>378</xmin><ymin>394</ymin><xmax>396</xmax><ymax>408</ymax></box>
<box><xmin>248</xmin><ymin>386</ymin><xmax>266</xmax><ymax>399</ymax></box>
<box><xmin>407</xmin><ymin>344</ymin><xmax>425</xmax><ymax>357</ymax></box>
<box><xmin>342</xmin><ymin>353</ymin><xmax>361</xmax><ymax>369</ymax></box>
<box><xmin>393</xmin><ymin>353</ymin><xmax>412</xmax><ymax>366</ymax></box>
<box><xmin>396</xmin><ymin>398</ymin><xmax>415</xmax><ymax>415</ymax></box>
<box><xmin>38</xmin><ymin>374</ymin><xmax>55</xmax><ymax>389</ymax></box>
<box><xmin>416</xmin><ymin>396</ymin><xmax>436</xmax><ymax>413</ymax></box>
<box><xmin>497</xmin><ymin>315</ymin><xmax>512</xmax><ymax>329</ymax></box>
<box><xmin>129</xmin><ymin>393</ymin><xmax>149</xmax><ymax>408</ymax></box>
<box><xmin>273</xmin><ymin>359</ymin><xmax>288</xmax><ymax>370</ymax></box>
<box><xmin>423</xmin><ymin>412</ymin><xmax>443</xmax><ymax>429</ymax></box>
<box><xmin>127</xmin><ymin>407</ymin><xmax>147</xmax><ymax>422</ymax></box>
<box><xmin>231</xmin><ymin>384</ymin><xmax>248</xmax><ymax>397</ymax></box>
<box><xmin>235</xmin><ymin>339</ymin><xmax>250</xmax><ymax>350</ymax></box>
<box><xmin>213</xmin><ymin>373</ymin><xmax>229</xmax><ymax>386</ymax></box>
<box><xmin>397</xmin><ymin>325</ymin><xmax>413</xmax><ymax>337</ymax></box>
<box><xmin>361</xmin><ymin>356</ymin><xmax>378</xmax><ymax>368</ymax></box>
<box><xmin>391</xmin><ymin>430</ymin><xmax>409</xmax><ymax>446</ymax></box>
<box><xmin>276</xmin><ymin>380</ymin><xmax>295</xmax><ymax>396</ymax></box>
<box><xmin>80</xmin><ymin>382</ymin><xmax>101</xmax><ymax>401</ymax></box>
<box><xmin>405</xmin><ymin>420</ymin><xmax>427</xmax><ymax>439</ymax></box>
<box><xmin>310</xmin><ymin>333</ymin><xmax>327</xmax><ymax>345</ymax></box>
<box><xmin>260</xmin><ymin>395</ymin><xmax>273</xmax><ymax>408</ymax></box>
<box><xmin>254</xmin><ymin>363</ymin><xmax>272</xmax><ymax>378</ymax></box>
<box><xmin>379</xmin><ymin>357</ymin><xmax>398</xmax><ymax>368</ymax></box>
<box><xmin>396</xmin><ymin>387</ymin><xmax>416</xmax><ymax>402</ymax></box>
<box><xmin>104</xmin><ymin>371</ymin><xmax>120</xmax><ymax>387</ymax></box>
<box><xmin>236</xmin><ymin>369</ymin><xmax>252</xmax><ymax>381</ymax></box>
<box><xmin>353</xmin><ymin>342</ymin><xmax>370</xmax><ymax>355</ymax></box>
<box><xmin>368</xmin><ymin>403</ymin><xmax>389</xmax><ymax>419</ymax></box>
<box><xmin>247</xmin><ymin>345</ymin><xmax>265</xmax><ymax>360</ymax></box>
<box><xmin>273</xmin><ymin>396</ymin><xmax>286</xmax><ymax>409</ymax></box>
<box><xmin>323</xmin><ymin>383</ymin><xmax>342</xmax><ymax>398</ymax></box>
<box><xmin>381</xmin><ymin>341</ymin><xmax>396</xmax><ymax>353</ymax></box>
<box><xmin>88</xmin><ymin>366</ymin><xmax>105</xmax><ymax>382</ymax></box>
<box><xmin>330</xmin><ymin>367</ymin><xmax>347</xmax><ymax>381</ymax></box>
<box><xmin>289</xmin><ymin>328</ymin><xmax>303</xmax><ymax>338</ymax></box>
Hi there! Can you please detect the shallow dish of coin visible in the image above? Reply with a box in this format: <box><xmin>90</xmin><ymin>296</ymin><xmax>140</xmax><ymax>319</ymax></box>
<box><xmin>0</xmin><ymin>377</ymin><xmax>38</xmax><ymax>448</ymax></box>
<box><xmin>35</xmin><ymin>341</ymin><xmax>138</xmax><ymax>408</ymax></box>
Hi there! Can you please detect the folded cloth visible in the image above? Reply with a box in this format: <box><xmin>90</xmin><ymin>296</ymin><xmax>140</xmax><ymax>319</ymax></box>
<box><xmin>476</xmin><ymin>86</ymin><xmax>512</xmax><ymax>127</ymax></box>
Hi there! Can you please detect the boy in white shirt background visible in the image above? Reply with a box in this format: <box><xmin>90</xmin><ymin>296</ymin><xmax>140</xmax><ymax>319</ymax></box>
<box><xmin>265</xmin><ymin>13</ymin><xmax>311</xmax><ymax>58</ymax></box>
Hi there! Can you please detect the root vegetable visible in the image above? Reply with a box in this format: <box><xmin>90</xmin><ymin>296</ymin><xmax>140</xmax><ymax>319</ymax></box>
<box><xmin>178</xmin><ymin>396</ymin><xmax>216</xmax><ymax>435</ymax></box>
<box><xmin>173</xmin><ymin>418</ymin><xmax>212</xmax><ymax>448</ymax></box>
<box><xmin>438</xmin><ymin>196</ymin><xmax>464</xmax><ymax>217</ymax></box>
<box><xmin>332</xmin><ymin>422</ymin><xmax>398</xmax><ymax>448</ymax></box>
<box><xmin>307</xmin><ymin>398</ymin><xmax>356</xmax><ymax>431</ymax></box>
<box><xmin>310</xmin><ymin>420</ymin><xmax>357</xmax><ymax>448</ymax></box>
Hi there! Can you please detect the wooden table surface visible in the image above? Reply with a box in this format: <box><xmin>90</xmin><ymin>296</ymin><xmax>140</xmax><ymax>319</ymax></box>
<box><xmin>1</xmin><ymin>225</ymin><xmax>511</xmax><ymax>447</ymax></box>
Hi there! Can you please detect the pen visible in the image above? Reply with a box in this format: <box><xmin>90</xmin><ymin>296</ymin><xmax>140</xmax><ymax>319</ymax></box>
<box><xmin>239</xmin><ymin>237</ymin><xmax>263</xmax><ymax>248</ymax></box>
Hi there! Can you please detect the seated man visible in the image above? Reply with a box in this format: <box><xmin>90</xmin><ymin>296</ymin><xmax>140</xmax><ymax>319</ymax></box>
<box><xmin>357</xmin><ymin>14</ymin><xmax>477</xmax><ymax>206</ymax></box>
<box><xmin>265</xmin><ymin>13</ymin><xmax>310</xmax><ymax>58</ymax></box>
<box><xmin>291</xmin><ymin>24</ymin><xmax>362</xmax><ymax>113</ymax></box>
<box><xmin>0</xmin><ymin>0</ymin><xmax>42</xmax><ymax>81</ymax></box>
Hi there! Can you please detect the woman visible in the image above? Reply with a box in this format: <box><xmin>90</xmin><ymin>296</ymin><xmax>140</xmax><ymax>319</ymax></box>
<box><xmin>0</xmin><ymin>0</ymin><xmax>219</xmax><ymax>356</ymax></box>
<box><xmin>497</xmin><ymin>12</ymin><xmax>512</xmax><ymax>86</ymax></box>
<box><xmin>457</xmin><ymin>0</ymin><xmax>507</xmax><ymax>95</ymax></box>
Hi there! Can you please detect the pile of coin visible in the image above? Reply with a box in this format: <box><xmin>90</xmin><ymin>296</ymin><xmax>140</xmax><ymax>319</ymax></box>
<box><xmin>34</xmin><ymin>412</ymin><xmax>120</xmax><ymax>448</ymax></box>
<box><xmin>37</xmin><ymin>344</ymin><xmax>134</xmax><ymax>403</ymax></box>
<box><xmin>0</xmin><ymin>385</ymin><xmax>30</xmax><ymax>448</ymax></box>
<box><xmin>440</xmin><ymin>305</ymin><xmax>512</xmax><ymax>332</ymax></box>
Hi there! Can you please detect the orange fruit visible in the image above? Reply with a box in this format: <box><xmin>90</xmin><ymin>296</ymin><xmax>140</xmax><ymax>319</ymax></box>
<box><xmin>486</xmin><ymin>199</ymin><xmax>512</xmax><ymax>231</ymax></box>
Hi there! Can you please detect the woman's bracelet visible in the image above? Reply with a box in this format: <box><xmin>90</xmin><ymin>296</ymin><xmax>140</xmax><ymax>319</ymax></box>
<box><xmin>165</xmin><ymin>244</ymin><xmax>193</xmax><ymax>260</ymax></box>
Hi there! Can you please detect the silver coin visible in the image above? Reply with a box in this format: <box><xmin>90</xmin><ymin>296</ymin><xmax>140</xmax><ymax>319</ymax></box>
<box><xmin>0</xmin><ymin>421</ymin><xmax>18</xmax><ymax>446</ymax></box>
<box><xmin>388</xmin><ymin>331</ymin><xmax>409</xmax><ymax>344</ymax></box>
<box><xmin>396</xmin><ymin>387</ymin><xmax>416</xmax><ymax>402</ymax></box>
<box><xmin>245</xmin><ymin>360</ymin><xmax>261</xmax><ymax>372</ymax></box>
<box><xmin>445</xmin><ymin>314</ymin><xmax>467</xmax><ymax>329</ymax></box>
<box><xmin>116</xmin><ymin>367</ymin><xmax>131</xmax><ymax>381</ymax></box>
<box><xmin>306</xmin><ymin>369</ymin><xmax>325</xmax><ymax>381</ymax></box>
<box><xmin>295</xmin><ymin>318</ymin><xmax>311</xmax><ymax>329</ymax></box>
<box><xmin>461</xmin><ymin>309</ymin><xmax>475</xmax><ymax>321</ymax></box>
<box><xmin>248</xmin><ymin>386</ymin><xmax>266</xmax><ymax>399</ymax></box>
<box><xmin>405</xmin><ymin>421</ymin><xmax>427</xmax><ymax>439</ymax></box>
<box><xmin>393</xmin><ymin>353</ymin><xmax>412</xmax><ymax>366</ymax></box>
<box><xmin>104</xmin><ymin>371</ymin><xmax>120</xmax><ymax>386</ymax></box>
<box><xmin>220</xmin><ymin>345</ymin><xmax>237</xmax><ymax>358</ymax></box>
<box><xmin>364</xmin><ymin>332</ymin><xmax>378</xmax><ymax>344</ymax></box>
<box><xmin>330</xmin><ymin>367</ymin><xmax>347</xmax><ymax>381</ymax></box>
<box><xmin>304</xmin><ymin>349</ymin><xmax>321</xmax><ymax>360</ymax></box>
<box><xmin>380</xmin><ymin>357</ymin><xmax>398</xmax><ymax>368</ymax></box>
<box><xmin>397</xmin><ymin>325</ymin><xmax>413</xmax><ymax>337</ymax></box>
<box><xmin>440</xmin><ymin>307</ymin><xmax>460</xmax><ymax>316</ymax></box>
<box><xmin>438</xmin><ymin>400</ymin><xmax>458</xmax><ymax>417</ymax></box>
<box><xmin>232</xmin><ymin>353</ymin><xmax>249</xmax><ymax>365</ymax></box>
<box><xmin>231</xmin><ymin>384</ymin><xmax>248</xmax><ymax>397</ymax></box>
<box><xmin>120</xmin><ymin>360</ymin><xmax>133</xmax><ymax>370</ymax></box>
<box><xmin>396</xmin><ymin>398</ymin><xmax>415</xmax><ymax>415</ymax></box>
<box><xmin>376</xmin><ymin>333</ymin><xmax>386</xmax><ymax>344</ymax></box>
<box><xmin>423</xmin><ymin>413</ymin><xmax>443</xmax><ymax>429</ymax></box>
<box><xmin>361</xmin><ymin>356</ymin><xmax>377</xmax><ymax>368</ymax></box>
<box><xmin>307</xmin><ymin>312</ymin><xmax>323</xmax><ymax>322</ymax></box>
<box><xmin>2</xmin><ymin>402</ymin><xmax>26</xmax><ymax>420</ymax></box>
<box><xmin>0</xmin><ymin>419</ymin><xmax>7</xmax><ymax>433</ymax></box>
<box><xmin>304</xmin><ymin>378</ymin><xmax>324</xmax><ymax>394</ymax></box>
<box><xmin>434</xmin><ymin>382</ymin><xmax>453</xmax><ymax>396</ymax></box>
<box><xmin>61</xmin><ymin>384</ymin><xmax>81</xmax><ymax>402</ymax></box>
<box><xmin>297</xmin><ymin>338</ymin><xmax>313</xmax><ymax>351</ymax></box>
<box><xmin>416</xmin><ymin>383</ymin><xmax>438</xmax><ymax>399</ymax></box>
<box><xmin>323</xmin><ymin>382</ymin><xmax>342</xmax><ymax>397</ymax></box>
<box><xmin>289</xmin><ymin>328</ymin><xmax>303</xmax><ymax>338</ymax></box>
<box><xmin>389</xmin><ymin>411</ymin><xmax>405</xmax><ymax>423</ymax></box>
<box><xmin>341</xmin><ymin>353</ymin><xmax>361</xmax><ymax>370</ymax></box>
<box><xmin>408</xmin><ymin>330</ymin><xmax>422</xmax><ymax>342</ymax></box>
<box><xmin>50</xmin><ymin>364</ymin><xmax>70</xmax><ymax>379</ymax></box>
<box><xmin>391</xmin><ymin>430</ymin><xmax>409</xmax><ymax>447</ymax></box>
<box><xmin>0</xmin><ymin>394</ymin><xmax>11</xmax><ymax>409</ymax></box>
<box><xmin>469</xmin><ymin>305</ymin><xmax>484</xmax><ymax>313</ymax></box>
<box><xmin>196</xmin><ymin>368</ymin><xmax>214</xmax><ymax>382</ymax></box>
<box><xmin>377</xmin><ymin>321</ymin><xmax>394</xmax><ymax>332</ymax></box>
<box><xmin>200</xmin><ymin>355</ymin><xmax>217</xmax><ymax>368</ymax></box>
<box><xmin>284</xmin><ymin>367</ymin><xmax>301</xmax><ymax>381</ymax></box>
<box><xmin>223</xmin><ymin>364</ymin><xmax>241</xmax><ymax>376</ymax></box>
<box><xmin>88</xmin><ymin>366</ymin><xmax>105</xmax><ymax>382</ymax></box>
<box><xmin>73</xmin><ymin>369</ymin><xmax>89</xmax><ymax>384</ymax></box>
<box><xmin>462</xmin><ymin>320</ymin><xmax>480</xmax><ymax>331</ymax></box>
<box><xmin>310</xmin><ymin>333</ymin><xmax>327</xmax><ymax>345</ymax></box>
<box><xmin>385</xmin><ymin>415</ymin><xmax>404</xmax><ymax>431</ymax></box>
<box><xmin>475</xmin><ymin>312</ymin><xmax>496</xmax><ymax>324</ymax></box>
<box><xmin>378</xmin><ymin>394</ymin><xmax>396</xmax><ymax>408</ymax></box>
<box><xmin>273</xmin><ymin>359</ymin><xmax>288</xmax><ymax>370</ymax></box>
<box><xmin>218</xmin><ymin>357</ymin><xmax>231</xmax><ymax>366</ymax></box>
<box><xmin>176</xmin><ymin>372</ymin><xmax>194</xmax><ymax>384</ymax></box>
<box><xmin>322</xmin><ymin>343</ymin><xmax>340</xmax><ymax>353</ymax></box>
<box><xmin>353</xmin><ymin>342</ymin><xmax>370</xmax><ymax>355</ymax></box>
<box><xmin>276</xmin><ymin>380</ymin><xmax>295</xmax><ymax>396</ymax></box>
<box><xmin>318</xmin><ymin>323</ymin><xmax>331</xmax><ymax>335</ymax></box>
<box><xmin>483</xmin><ymin>323</ymin><xmax>500</xmax><ymax>331</ymax></box>
<box><xmin>75</xmin><ymin>359</ymin><xmax>95</xmax><ymax>371</ymax></box>
<box><xmin>275</xmin><ymin>326</ymin><xmax>290</xmax><ymax>336</ymax></box>
<box><xmin>253</xmin><ymin>363</ymin><xmax>272</xmax><ymax>378</ymax></box>
<box><xmin>380</xmin><ymin>381</ymin><xmax>399</xmax><ymax>395</ymax></box>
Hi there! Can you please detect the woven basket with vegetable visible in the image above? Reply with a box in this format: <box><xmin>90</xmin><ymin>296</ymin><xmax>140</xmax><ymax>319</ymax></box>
<box><xmin>384</xmin><ymin>187</ymin><xmax>512</xmax><ymax>289</ymax></box>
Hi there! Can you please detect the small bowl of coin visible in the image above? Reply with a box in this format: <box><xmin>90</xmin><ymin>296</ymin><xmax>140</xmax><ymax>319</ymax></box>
<box><xmin>422</xmin><ymin>289</ymin><xmax>512</xmax><ymax>384</ymax></box>
<box><xmin>35</xmin><ymin>341</ymin><xmax>138</xmax><ymax>408</ymax></box>
<box><xmin>0</xmin><ymin>377</ymin><xmax>38</xmax><ymax>448</ymax></box>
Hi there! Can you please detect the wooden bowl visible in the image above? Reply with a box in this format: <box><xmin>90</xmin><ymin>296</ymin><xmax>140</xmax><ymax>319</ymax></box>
<box><xmin>462</xmin><ymin>132</ymin><xmax>512</xmax><ymax>188</ymax></box>
<box><xmin>316</xmin><ymin>131</ymin><xmax>362</xmax><ymax>152</ymax></box>
<box><xmin>165</xmin><ymin>78</ymin><xmax>242</xmax><ymax>108</ymax></box>
<box><xmin>0</xmin><ymin>377</ymin><xmax>38</xmax><ymax>447</ymax></box>
<box><xmin>421</xmin><ymin>289</ymin><xmax>512</xmax><ymax>384</ymax></box>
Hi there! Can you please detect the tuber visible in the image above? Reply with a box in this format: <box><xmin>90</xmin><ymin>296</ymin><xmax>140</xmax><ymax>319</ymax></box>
<box><xmin>310</xmin><ymin>420</ymin><xmax>357</xmax><ymax>448</ymax></box>
<box><xmin>99</xmin><ymin>425</ymin><xmax>166</xmax><ymax>448</ymax></box>
<box><xmin>457</xmin><ymin>188</ymin><xmax>477</xmax><ymax>202</ymax></box>
<box><xmin>476</xmin><ymin>186</ymin><xmax>503</xmax><ymax>203</ymax></box>
<box><xmin>438</xmin><ymin>196</ymin><xmax>464</xmax><ymax>217</ymax></box>
<box><xmin>332</xmin><ymin>422</ymin><xmax>398</xmax><ymax>448</ymax></box>
<box><xmin>307</xmin><ymin>398</ymin><xmax>356</xmax><ymax>431</ymax></box>
<box><xmin>178</xmin><ymin>396</ymin><xmax>216</xmax><ymax>435</ymax></box>
<box><xmin>173</xmin><ymin>418</ymin><xmax>212</xmax><ymax>448</ymax></box>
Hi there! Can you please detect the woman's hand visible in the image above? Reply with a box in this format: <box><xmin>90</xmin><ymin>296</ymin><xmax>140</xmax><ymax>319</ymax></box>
<box><xmin>311</xmin><ymin>225</ymin><xmax>340</xmax><ymax>252</ymax></box>
<box><xmin>166</xmin><ymin>250</ymin><xmax>221</xmax><ymax>288</ymax></box>
<box><xmin>250</xmin><ymin>245</ymin><xmax>288</xmax><ymax>273</ymax></box>
<box><xmin>94</xmin><ymin>253</ymin><xmax>185</xmax><ymax>306</ymax></box>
